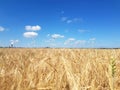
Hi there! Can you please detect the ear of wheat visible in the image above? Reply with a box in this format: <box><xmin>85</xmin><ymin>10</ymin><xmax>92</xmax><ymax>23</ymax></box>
<box><xmin>109</xmin><ymin>57</ymin><xmax>116</xmax><ymax>90</ymax></box>
<box><xmin>110</xmin><ymin>58</ymin><xmax>116</xmax><ymax>77</ymax></box>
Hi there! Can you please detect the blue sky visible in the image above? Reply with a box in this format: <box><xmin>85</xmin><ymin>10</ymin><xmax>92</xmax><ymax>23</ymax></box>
<box><xmin>0</xmin><ymin>0</ymin><xmax>120</xmax><ymax>48</ymax></box>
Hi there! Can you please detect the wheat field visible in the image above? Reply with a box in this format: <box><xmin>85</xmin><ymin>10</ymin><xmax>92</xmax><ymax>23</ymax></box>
<box><xmin>0</xmin><ymin>48</ymin><xmax>120</xmax><ymax>90</ymax></box>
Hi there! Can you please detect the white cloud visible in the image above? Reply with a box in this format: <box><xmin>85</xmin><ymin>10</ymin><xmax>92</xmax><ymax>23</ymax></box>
<box><xmin>64</xmin><ymin>37</ymin><xmax>96</xmax><ymax>47</ymax></box>
<box><xmin>66</xmin><ymin>20</ymin><xmax>72</xmax><ymax>24</ymax></box>
<box><xmin>64</xmin><ymin>38</ymin><xmax>75</xmax><ymax>45</ymax></box>
<box><xmin>73</xmin><ymin>18</ymin><xmax>83</xmax><ymax>22</ymax></box>
<box><xmin>15</xmin><ymin>40</ymin><xmax>19</xmax><ymax>43</ymax></box>
<box><xmin>88</xmin><ymin>38</ymin><xmax>96</xmax><ymax>47</ymax></box>
<box><xmin>25</xmin><ymin>25</ymin><xmax>41</xmax><ymax>31</ymax></box>
<box><xmin>68</xmin><ymin>38</ymin><xmax>75</xmax><ymax>41</ymax></box>
<box><xmin>0</xmin><ymin>26</ymin><xmax>5</xmax><ymax>31</ymax></box>
<box><xmin>23</xmin><ymin>32</ymin><xmax>38</xmax><ymax>38</ymax></box>
<box><xmin>45</xmin><ymin>38</ymin><xmax>54</xmax><ymax>43</ymax></box>
<box><xmin>64</xmin><ymin>38</ymin><xmax>87</xmax><ymax>47</ymax></box>
<box><xmin>61</xmin><ymin>17</ymin><xmax>83</xmax><ymax>24</ymax></box>
<box><xmin>51</xmin><ymin>34</ymin><xmax>64</xmax><ymax>39</ymax></box>
<box><xmin>47</xmin><ymin>34</ymin><xmax>50</xmax><ymax>37</ymax></box>
<box><xmin>61</xmin><ymin>17</ymin><xmax>73</xmax><ymax>24</ymax></box>
<box><xmin>75</xmin><ymin>40</ymin><xmax>86</xmax><ymax>45</ymax></box>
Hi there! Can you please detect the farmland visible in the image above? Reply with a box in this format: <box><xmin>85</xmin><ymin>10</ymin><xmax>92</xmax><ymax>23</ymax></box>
<box><xmin>0</xmin><ymin>48</ymin><xmax>120</xmax><ymax>90</ymax></box>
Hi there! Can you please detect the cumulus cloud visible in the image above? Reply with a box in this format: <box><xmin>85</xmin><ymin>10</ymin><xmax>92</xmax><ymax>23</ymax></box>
<box><xmin>51</xmin><ymin>34</ymin><xmax>64</xmax><ymax>39</ymax></box>
<box><xmin>23</xmin><ymin>32</ymin><xmax>38</xmax><ymax>38</ymax></box>
<box><xmin>0</xmin><ymin>26</ymin><xmax>5</xmax><ymax>31</ymax></box>
<box><xmin>25</xmin><ymin>25</ymin><xmax>41</xmax><ymax>31</ymax></box>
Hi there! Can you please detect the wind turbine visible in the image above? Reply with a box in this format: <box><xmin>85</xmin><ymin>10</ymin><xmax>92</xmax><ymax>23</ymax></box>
<box><xmin>10</xmin><ymin>40</ymin><xmax>19</xmax><ymax>48</ymax></box>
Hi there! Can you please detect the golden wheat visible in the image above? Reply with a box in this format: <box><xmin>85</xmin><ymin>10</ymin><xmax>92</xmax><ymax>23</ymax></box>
<box><xmin>0</xmin><ymin>48</ymin><xmax>120</xmax><ymax>90</ymax></box>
